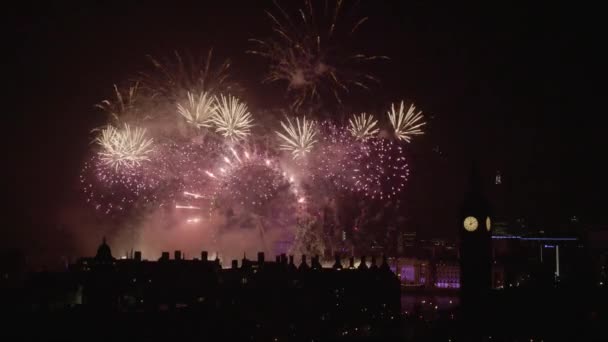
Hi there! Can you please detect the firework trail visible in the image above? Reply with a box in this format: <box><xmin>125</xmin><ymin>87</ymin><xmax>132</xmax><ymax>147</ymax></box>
<box><xmin>139</xmin><ymin>49</ymin><xmax>236</xmax><ymax>99</ymax></box>
<box><xmin>176</xmin><ymin>91</ymin><xmax>215</xmax><ymax>128</ymax></box>
<box><xmin>248</xmin><ymin>0</ymin><xmax>388</xmax><ymax>110</ymax></box>
<box><xmin>95</xmin><ymin>83</ymin><xmax>149</xmax><ymax>124</ymax></box>
<box><xmin>276</xmin><ymin>116</ymin><xmax>318</xmax><ymax>159</ymax></box>
<box><xmin>210</xmin><ymin>94</ymin><xmax>254</xmax><ymax>142</ymax></box>
<box><xmin>348</xmin><ymin>112</ymin><xmax>379</xmax><ymax>140</ymax></box>
<box><xmin>95</xmin><ymin>124</ymin><xmax>154</xmax><ymax>170</ymax></box>
<box><xmin>387</xmin><ymin>101</ymin><xmax>426</xmax><ymax>142</ymax></box>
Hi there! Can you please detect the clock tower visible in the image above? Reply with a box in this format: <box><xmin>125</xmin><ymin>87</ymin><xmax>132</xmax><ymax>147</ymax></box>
<box><xmin>459</xmin><ymin>162</ymin><xmax>492</xmax><ymax>320</ymax></box>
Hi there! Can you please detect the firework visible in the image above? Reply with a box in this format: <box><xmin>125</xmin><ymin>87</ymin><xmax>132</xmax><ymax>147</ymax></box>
<box><xmin>177</xmin><ymin>91</ymin><xmax>215</xmax><ymax>128</ymax></box>
<box><xmin>95</xmin><ymin>83</ymin><xmax>148</xmax><ymax>124</ymax></box>
<box><xmin>210</xmin><ymin>94</ymin><xmax>254</xmax><ymax>141</ymax></box>
<box><xmin>349</xmin><ymin>138</ymin><xmax>410</xmax><ymax>199</ymax></box>
<box><xmin>309</xmin><ymin>122</ymin><xmax>360</xmax><ymax>187</ymax></box>
<box><xmin>139</xmin><ymin>49</ymin><xmax>236</xmax><ymax>99</ymax></box>
<box><xmin>348</xmin><ymin>112</ymin><xmax>379</xmax><ymax>140</ymax></box>
<box><xmin>95</xmin><ymin>124</ymin><xmax>154</xmax><ymax>170</ymax></box>
<box><xmin>80</xmin><ymin>154</ymin><xmax>165</xmax><ymax>216</ymax></box>
<box><xmin>203</xmin><ymin>147</ymin><xmax>300</xmax><ymax>215</ymax></box>
<box><xmin>80</xmin><ymin>5</ymin><xmax>430</xmax><ymax>259</ymax></box>
<box><xmin>276</xmin><ymin>116</ymin><xmax>318</xmax><ymax>159</ymax></box>
<box><xmin>249</xmin><ymin>0</ymin><xmax>388</xmax><ymax>109</ymax></box>
<box><xmin>387</xmin><ymin>101</ymin><xmax>426</xmax><ymax>142</ymax></box>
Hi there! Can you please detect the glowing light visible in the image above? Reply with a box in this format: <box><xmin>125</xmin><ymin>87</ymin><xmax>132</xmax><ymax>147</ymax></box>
<box><xmin>183</xmin><ymin>191</ymin><xmax>204</xmax><ymax>199</ymax></box>
<box><xmin>95</xmin><ymin>124</ymin><xmax>154</xmax><ymax>170</ymax></box>
<box><xmin>186</xmin><ymin>217</ymin><xmax>201</xmax><ymax>224</ymax></box>
<box><xmin>388</xmin><ymin>101</ymin><xmax>426</xmax><ymax>142</ymax></box>
<box><xmin>230</xmin><ymin>147</ymin><xmax>242</xmax><ymax>162</ymax></box>
<box><xmin>176</xmin><ymin>91</ymin><xmax>215</xmax><ymax>128</ymax></box>
<box><xmin>175</xmin><ymin>204</ymin><xmax>201</xmax><ymax>210</ymax></box>
<box><xmin>298</xmin><ymin>197</ymin><xmax>306</xmax><ymax>203</ymax></box>
<box><xmin>348</xmin><ymin>112</ymin><xmax>379</xmax><ymax>140</ymax></box>
<box><xmin>211</xmin><ymin>94</ymin><xmax>253</xmax><ymax>141</ymax></box>
<box><xmin>276</xmin><ymin>116</ymin><xmax>317</xmax><ymax>159</ymax></box>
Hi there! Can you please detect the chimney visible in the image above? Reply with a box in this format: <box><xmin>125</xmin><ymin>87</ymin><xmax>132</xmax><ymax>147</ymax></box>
<box><xmin>370</xmin><ymin>255</ymin><xmax>378</xmax><ymax>269</ymax></box>
<box><xmin>160</xmin><ymin>252</ymin><xmax>170</xmax><ymax>261</ymax></box>
<box><xmin>201</xmin><ymin>251</ymin><xmax>208</xmax><ymax>261</ymax></box>
<box><xmin>257</xmin><ymin>252</ymin><xmax>265</xmax><ymax>265</ymax></box>
<box><xmin>287</xmin><ymin>255</ymin><xmax>295</xmax><ymax>270</ymax></box>
<box><xmin>312</xmin><ymin>255</ymin><xmax>321</xmax><ymax>269</ymax></box>
<box><xmin>349</xmin><ymin>257</ymin><xmax>355</xmax><ymax>269</ymax></box>
<box><xmin>299</xmin><ymin>254</ymin><xmax>309</xmax><ymax>270</ymax></box>
<box><xmin>280</xmin><ymin>253</ymin><xmax>287</xmax><ymax>265</ymax></box>
<box><xmin>333</xmin><ymin>253</ymin><xmax>343</xmax><ymax>269</ymax></box>
<box><xmin>134</xmin><ymin>251</ymin><xmax>142</xmax><ymax>262</ymax></box>
<box><xmin>174</xmin><ymin>250</ymin><xmax>182</xmax><ymax>260</ymax></box>
<box><xmin>231</xmin><ymin>260</ymin><xmax>239</xmax><ymax>269</ymax></box>
<box><xmin>358</xmin><ymin>256</ymin><xmax>368</xmax><ymax>270</ymax></box>
<box><xmin>380</xmin><ymin>254</ymin><xmax>390</xmax><ymax>271</ymax></box>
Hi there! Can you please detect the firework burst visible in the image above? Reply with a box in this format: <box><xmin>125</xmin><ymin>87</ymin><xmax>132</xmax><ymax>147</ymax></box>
<box><xmin>310</xmin><ymin>122</ymin><xmax>359</xmax><ymax>186</ymax></box>
<box><xmin>202</xmin><ymin>148</ymin><xmax>301</xmax><ymax>214</ymax></box>
<box><xmin>349</xmin><ymin>138</ymin><xmax>410</xmax><ymax>199</ymax></box>
<box><xmin>348</xmin><ymin>112</ymin><xmax>379</xmax><ymax>140</ymax></box>
<box><xmin>276</xmin><ymin>116</ymin><xmax>318</xmax><ymax>159</ymax></box>
<box><xmin>139</xmin><ymin>49</ymin><xmax>236</xmax><ymax>99</ymax></box>
<box><xmin>387</xmin><ymin>101</ymin><xmax>426</xmax><ymax>142</ymax></box>
<box><xmin>95</xmin><ymin>124</ymin><xmax>154</xmax><ymax>170</ymax></box>
<box><xmin>176</xmin><ymin>91</ymin><xmax>215</xmax><ymax>128</ymax></box>
<box><xmin>210</xmin><ymin>94</ymin><xmax>254</xmax><ymax>141</ymax></box>
<box><xmin>80</xmin><ymin>154</ymin><xmax>165</xmax><ymax>216</ymax></box>
<box><xmin>249</xmin><ymin>0</ymin><xmax>388</xmax><ymax>110</ymax></box>
<box><xmin>95</xmin><ymin>83</ymin><xmax>148</xmax><ymax>123</ymax></box>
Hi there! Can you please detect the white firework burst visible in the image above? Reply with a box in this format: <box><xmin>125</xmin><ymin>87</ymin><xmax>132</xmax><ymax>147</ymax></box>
<box><xmin>210</xmin><ymin>94</ymin><xmax>253</xmax><ymax>141</ymax></box>
<box><xmin>177</xmin><ymin>91</ymin><xmax>215</xmax><ymax>128</ymax></box>
<box><xmin>95</xmin><ymin>124</ymin><xmax>154</xmax><ymax>170</ymax></box>
<box><xmin>387</xmin><ymin>101</ymin><xmax>426</xmax><ymax>142</ymax></box>
<box><xmin>276</xmin><ymin>116</ymin><xmax>318</xmax><ymax>159</ymax></box>
<box><xmin>348</xmin><ymin>112</ymin><xmax>379</xmax><ymax>140</ymax></box>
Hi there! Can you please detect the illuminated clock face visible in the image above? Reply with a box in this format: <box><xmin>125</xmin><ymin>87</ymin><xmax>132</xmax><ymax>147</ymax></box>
<box><xmin>463</xmin><ymin>216</ymin><xmax>478</xmax><ymax>232</ymax></box>
<box><xmin>486</xmin><ymin>216</ymin><xmax>491</xmax><ymax>231</ymax></box>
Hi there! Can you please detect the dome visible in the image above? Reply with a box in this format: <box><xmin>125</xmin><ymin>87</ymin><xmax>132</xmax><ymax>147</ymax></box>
<box><xmin>95</xmin><ymin>237</ymin><xmax>113</xmax><ymax>261</ymax></box>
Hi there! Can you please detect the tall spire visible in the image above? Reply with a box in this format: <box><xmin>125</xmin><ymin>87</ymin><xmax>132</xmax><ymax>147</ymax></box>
<box><xmin>468</xmin><ymin>159</ymin><xmax>482</xmax><ymax>194</ymax></box>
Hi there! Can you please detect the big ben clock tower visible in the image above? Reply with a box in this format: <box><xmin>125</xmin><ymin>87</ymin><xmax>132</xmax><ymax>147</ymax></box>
<box><xmin>459</xmin><ymin>162</ymin><xmax>492</xmax><ymax>320</ymax></box>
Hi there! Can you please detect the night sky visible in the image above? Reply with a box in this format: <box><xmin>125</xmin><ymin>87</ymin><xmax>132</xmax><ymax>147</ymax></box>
<box><xmin>7</xmin><ymin>1</ymin><xmax>603</xmax><ymax>263</ymax></box>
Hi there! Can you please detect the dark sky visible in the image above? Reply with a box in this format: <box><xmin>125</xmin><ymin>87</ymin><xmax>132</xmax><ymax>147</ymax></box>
<box><xmin>6</xmin><ymin>1</ymin><xmax>603</xmax><ymax>259</ymax></box>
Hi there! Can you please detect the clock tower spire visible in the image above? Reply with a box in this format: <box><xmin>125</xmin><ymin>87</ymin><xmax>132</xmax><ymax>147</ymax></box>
<box><xmin>459</xmin><ymin>161</ymin><xmax>493</xmax><ymax>321</ymax></box>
